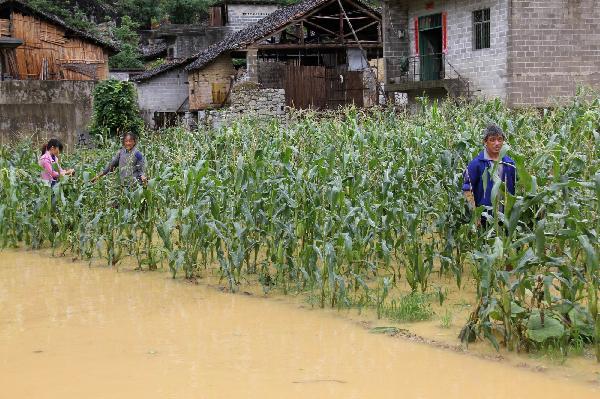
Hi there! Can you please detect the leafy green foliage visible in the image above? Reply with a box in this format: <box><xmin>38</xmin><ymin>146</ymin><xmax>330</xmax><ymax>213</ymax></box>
<box><xmin>383</xmin><ymin>293</ymin><xmax>434</xmax><ymax>322</ymax></box>
<box><xmin>109</xmin><ymin>16</ymin><xmax>144</xmax><ymax>69</ymax></box>
<box><xmin>1</xmin><ymin>93</ymin><xmax>598</xmax><ymax>360</ymax></box>
<box><xmin>162</xmin><ymin>0</ymin><xmax>211</xmax><ymax>24</ymax></box>
<box><xmin>90</xmin><ymin>79</ymin><xmax>144</xmax><ymax>138</ymax></box>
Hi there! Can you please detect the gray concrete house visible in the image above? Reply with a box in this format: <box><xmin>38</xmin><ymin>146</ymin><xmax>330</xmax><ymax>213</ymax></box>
<box><xmin>382</xmin><ymin>0</ymin><xmax>600</xmax><ymax>107</ymax></box>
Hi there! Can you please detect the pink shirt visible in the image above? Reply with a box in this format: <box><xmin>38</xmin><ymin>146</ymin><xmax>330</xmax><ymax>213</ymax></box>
<box><xmin>39</xmin><ymin>151</ymin><xmax>65</xmax><ymax>182</ymax></box>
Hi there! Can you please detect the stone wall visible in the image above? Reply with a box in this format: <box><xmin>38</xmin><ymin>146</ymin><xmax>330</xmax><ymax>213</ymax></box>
<box><xmin>507</xmin><ymin>0</ymin><xmax>600</xmax><ymax>107</ymax></box>
<box><xmin>200</xmin><ymin>85</ymin><xmax>286</xmax><ymax>129</ymax></box>
<box><xmin>384</xmin><ymin>0</ymin><xmax>509</xmax><ymax>101</ymax></box>
<box><xmin>227</xmin><ymin>5</ymin><xmax>281</xmax><ymax>31</ymax></box>
<box><xmin>135</xmin><ymin>66</ymin><xmax>189</xmax><ymax>128</ymax></box>
<box><xmin>0</xmin><ymin>80</ymin><xmax>95</xmax><ymax>148</ymax></box>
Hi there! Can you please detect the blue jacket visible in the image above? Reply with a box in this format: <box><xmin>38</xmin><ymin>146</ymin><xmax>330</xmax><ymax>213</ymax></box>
<box><xmin>462</xmin><ymin>151</ymin><xmax>516</xmax><ymax>207</ymax></box>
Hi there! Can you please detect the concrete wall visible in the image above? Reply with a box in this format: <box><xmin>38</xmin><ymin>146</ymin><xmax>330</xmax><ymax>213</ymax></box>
<box><xmin>507</xmin><ymin>0</ymin><xmax>600</xmax><ymax>107</ymax></box>
<box><xmin>135</xmin><ymin>67</ymin><xmax>189</xmax><ymax>128</ymax></box>
<box><xmin>173</xmin><ymin>28</ymin><xmax>230</xmax><ymax>58</ymax></box>
<box><xmin>384</xmin><ymin>0</ymin><xmax>509</xmax><ymax>100</ymax></box>
<box><xmin>227</xmin><ymin>5</ymin><xmax>281</xmax><ymax>31</ymax></box>
<box><xmin>141</xmin><ymin>25</ymin><xmax>230</xmax><ymax>61</ymax></box>
<box><xmin>0</xmin><ymin>80</ymin><xmax>95</xmax><ymax>148</ymax></box>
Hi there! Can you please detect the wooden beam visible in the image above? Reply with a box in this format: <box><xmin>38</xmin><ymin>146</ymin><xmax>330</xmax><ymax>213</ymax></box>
<box><xmin>342</xmin><ymin>20</ymin><xmax>379</xmax><ymax>38</ymax></box>
<box><xmin>312</xmin><ymin>15</ymin><xmax>371</xmax><ymax>20</ymax></box>
<box><xmin>342</xmin><ymin>0</ymin><xmax>381</xmax><ymax>22</ymax></box>
<box><xmin>338</xmin><ymin>0</ymin><xmax>360</xmax><ymax>49</ymax></box>
<box><xmin>302</xmin><ymin>19</ymin><xmax>339</xmax><ymax>38</ymax></box>
<box><xmin>255</xmin><ymin>43</ymin><xmax>382</xmax><ymax>50</ymax></box>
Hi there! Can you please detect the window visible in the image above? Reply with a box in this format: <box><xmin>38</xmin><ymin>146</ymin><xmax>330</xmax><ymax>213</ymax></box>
<box><xmin>473</xmin><ymin>8</ymin><xmax>491</xmax><ymax>50</ymax></box>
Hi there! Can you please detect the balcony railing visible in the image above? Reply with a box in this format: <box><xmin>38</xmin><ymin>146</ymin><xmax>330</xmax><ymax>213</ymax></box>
<box><xmin>387</xmin><ymin>53</ymin><xmax>471</xmax><ymax>98</ymax></box>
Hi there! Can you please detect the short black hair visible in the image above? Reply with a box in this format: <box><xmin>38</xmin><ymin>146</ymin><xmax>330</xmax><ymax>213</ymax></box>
<box><xmin>483</xmin><ymin>124</ymin><xmax>505</xmax><ymax>141</ymax></box>
<box><xmin>122</xmin><ymin>132</ymin><xmax>138</xmax><ymax>144</ymax></box>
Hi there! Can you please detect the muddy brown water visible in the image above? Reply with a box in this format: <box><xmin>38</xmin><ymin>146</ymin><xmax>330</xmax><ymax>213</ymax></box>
<box><xmin>1</xmin><ymin>250</ymin><xmax>599</xmax><ymax>399</ymax></box>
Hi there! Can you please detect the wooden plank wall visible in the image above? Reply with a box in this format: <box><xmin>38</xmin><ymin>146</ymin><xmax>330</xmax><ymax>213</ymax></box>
<box><xmin>0</xmin><ymin>19</ymin><xmax>10</xmax><ymax>37</ymax></box>
<box><xmin>10</xmin><ymin>12</ymin><xmax>109</xmax><ymax>80</ymax></box>
<box><xmin>283</xmin><ymin>65</ymin><xmax>364</xmax><ymax>109</ymax></box>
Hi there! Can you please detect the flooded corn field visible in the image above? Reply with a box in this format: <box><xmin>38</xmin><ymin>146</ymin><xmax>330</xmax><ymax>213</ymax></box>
<box><xmin>1</xmin><ymin>250</ymin><xmax>598</xmax><ymax>399</ymax></box>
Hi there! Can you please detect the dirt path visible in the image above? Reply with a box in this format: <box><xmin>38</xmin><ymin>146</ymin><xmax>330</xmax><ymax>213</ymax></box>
<box><xmin>1</xmin><ymin>250</ymin><xmax>598</xmax><ymax>399</ymax></box>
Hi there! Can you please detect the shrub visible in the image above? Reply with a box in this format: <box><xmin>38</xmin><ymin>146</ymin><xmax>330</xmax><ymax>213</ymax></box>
<box><xmin>90</xmin><ymin>79</ymin><xmax>144</xmax><ymax>138</ymax></box>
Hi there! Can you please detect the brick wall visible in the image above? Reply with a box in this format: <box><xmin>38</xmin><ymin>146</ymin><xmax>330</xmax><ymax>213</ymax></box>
<box><xmin>135</xmin><ymin>67</ymin><xmax>189</xmax><ymax>128</ymax></box>
<box><xmin>188</xmin><ymin>54</ymin><xmax>236</xmax><ymax>110</ymax></box>
<box><xmin>383</xmin><ymin>0</ymin><xmax>410</xmax><ymax>82</ymax></box>
<box><xmin>384</xmin><ymin>0</ymin><xmax>509</xmax><ymax>100</ymax></box>
<box><xmin>507</xmin><ymin>0</ymin><xmax>600</xmax><ymax>107</ymax></box>
<box><xmin>227</xmin><ymin>5</ymin><xmax>280</xmax><ymax>31</ymax></box>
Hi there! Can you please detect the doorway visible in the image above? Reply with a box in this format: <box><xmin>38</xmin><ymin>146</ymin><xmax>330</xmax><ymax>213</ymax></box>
<box><xmin>418</xmin><ymin>14</ymin><xmax>443</xmax><ymax>81</ymax></box>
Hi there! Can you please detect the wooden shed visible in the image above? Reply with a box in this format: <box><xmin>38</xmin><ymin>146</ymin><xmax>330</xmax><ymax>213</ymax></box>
<box><xmin>0</xmin><ymin>0</ymin><xmax>118</xmax><ymax>81</ymax></box>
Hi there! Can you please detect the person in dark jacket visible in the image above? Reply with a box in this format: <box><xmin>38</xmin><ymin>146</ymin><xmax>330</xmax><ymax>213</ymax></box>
<box><xmin>91</xmin><ymin>132</ymin><xmax>147</xmax><ymax>187</ymax></box>
<box><xmin>463</xmin><ymin>124</ymin><xmax>516</xmax><ymax>216</ymax></box>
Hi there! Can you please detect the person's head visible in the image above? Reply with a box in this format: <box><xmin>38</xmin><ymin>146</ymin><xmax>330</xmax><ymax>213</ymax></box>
<box><xmin>122</xmin><ymin>132</ymin><xmax>138</xmax><ymax>151</ymax></box>
<box><xmin>42</xmin><ymin>138</ymin><xmax>64</xmax><ymax>156</ymax></box>
<box><xmin>482</xmin><ymin>124</ymin><xmax>505</xmax><ymax>157</ymax></box>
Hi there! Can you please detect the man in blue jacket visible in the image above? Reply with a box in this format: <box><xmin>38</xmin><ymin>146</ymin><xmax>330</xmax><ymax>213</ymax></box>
<box><xmin>463</xmin><ymin>124</ymin><xmax>516</xmax><ymax>220</ymax></box>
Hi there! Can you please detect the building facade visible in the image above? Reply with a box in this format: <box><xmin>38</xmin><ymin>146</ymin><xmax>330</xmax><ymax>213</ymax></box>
<box><xmin>383</xmin><ymin>0</ymin><xmax>600</xmax><ymax>107</ymax></box>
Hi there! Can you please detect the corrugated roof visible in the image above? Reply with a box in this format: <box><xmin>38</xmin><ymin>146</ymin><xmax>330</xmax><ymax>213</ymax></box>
<box><xmin>0</xmin><ymin>0</ymin><xmax>119</xmax><ymax>52</ymax></box>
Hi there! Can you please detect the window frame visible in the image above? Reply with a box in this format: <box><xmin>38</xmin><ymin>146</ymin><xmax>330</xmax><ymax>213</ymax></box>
<box><xmin>472</xmin><ymin>8</ymin><xmax>491</xmax><ymax>51</ymax></box>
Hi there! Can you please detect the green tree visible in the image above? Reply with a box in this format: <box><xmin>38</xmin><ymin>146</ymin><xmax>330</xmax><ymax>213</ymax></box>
<box><xmin>117</xmin><ymin>0</ymin><xmax>163</xmax><ymax>28</ymax></box>
<box><xmin>90</xmin><ymin>79</ymin><xmax>144</xmax><ymax>138</ymax></box>
<box><xmin>161</xmin><ymin>0</ymin><xmax>211</xmax><ymax>24</ymax></box>
<box><xmin>109</xmin><ymin>16</ymin><xmax>144</xmax><ymax>70</ymax></box>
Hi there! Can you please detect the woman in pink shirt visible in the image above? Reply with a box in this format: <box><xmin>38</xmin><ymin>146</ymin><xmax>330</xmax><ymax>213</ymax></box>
<box><xmin>39</xmin><ymin>139</ymin><xmax>74</xmax><ymax>186</ymax></box>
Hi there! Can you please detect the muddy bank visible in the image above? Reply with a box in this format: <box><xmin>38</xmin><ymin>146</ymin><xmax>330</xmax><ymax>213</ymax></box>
<box><xmin>0</xmin><ymin>250</ymin><xmax>599</xmax><ymax>399</ymax></box>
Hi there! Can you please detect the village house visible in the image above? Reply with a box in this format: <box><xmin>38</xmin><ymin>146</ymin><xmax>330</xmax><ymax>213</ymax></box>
<box><xmin>134</xmin><ymin>0</ymin><xmax>285</xmax><ymax>128</ymax></box>
<box><xmin>382</xmin><ymin>0</ymin><xmax>600</xmax><ymax>107</ymax></box>
<box><xmin>0</xmin><ymin>0</ymin><xmax>118</xmax><ymax>81</ymax></box>
<box><xmin>185</xmin><ymin>0</ymin><xmax>383</xmax><ymax>112</ymax></box>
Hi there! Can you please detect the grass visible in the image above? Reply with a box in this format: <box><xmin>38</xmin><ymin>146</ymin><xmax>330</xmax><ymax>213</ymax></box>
<box><xmin>382</xmin><ymin>292</ymin><xmax>434</xmax><ymax>322</ymax></box>
<box><xmin>440</xmin><ymin>310</ymin><xmax>453</xmax><ymax>329</ymax></box>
